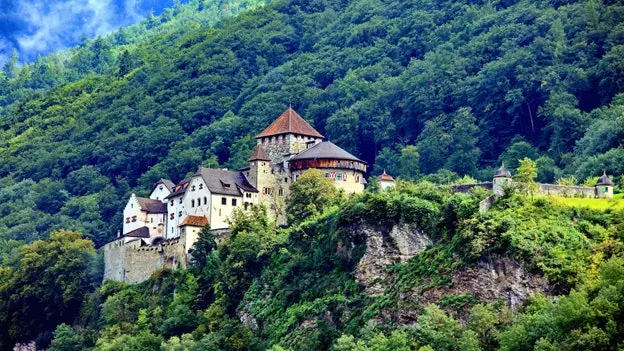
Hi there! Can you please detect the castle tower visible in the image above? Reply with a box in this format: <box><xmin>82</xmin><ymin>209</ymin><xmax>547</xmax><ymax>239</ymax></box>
<box><xmin>248</xmin><ymin>144</ymin><xmax>272</xmax><ymax>190</ymax></box>
<box><xmin>493</xmin><ymin>163</ymin><xmax>512</xmax><ymax>196</ymax></box>
<box><xmin>378</xmin><ymin>170</ymin><xmax>396</xmax><ymax>191</ymax></box>
<box><xmin>255</xmin><ymin>107</ymin><xmax>324</xmax><ymax>164</ymax></box>
<box><xmin>595</xmin><ymin>171</ymin><xmax>614</xmax><ymax>199</ymax></box>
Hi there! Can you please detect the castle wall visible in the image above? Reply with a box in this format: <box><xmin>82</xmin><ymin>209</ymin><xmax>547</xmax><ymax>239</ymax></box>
<box><xmin>538</xmin><ymin>184</ymin><xmax>596</xmax><ymax>198</ymax></box>
<box><xmin>450</xmin><ymin>183</ymin><xmax>494</xmax><ymax>193</ymax></box>
<box><xmin>123</xmin><ymin>236</ymin><xmax>188</xmax><ymax>284</ymax></box>
<box><xmin>103</xmin><ymin>238</ymin><xmax>143</xmax><ymax>282</ymax></box>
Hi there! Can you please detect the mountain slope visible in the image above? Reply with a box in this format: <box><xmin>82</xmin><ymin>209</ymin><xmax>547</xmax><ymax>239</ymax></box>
<box><xmin>1</xmin><ymin>0</ymin><xmax>624</xmax><ymax>249</ymax></box>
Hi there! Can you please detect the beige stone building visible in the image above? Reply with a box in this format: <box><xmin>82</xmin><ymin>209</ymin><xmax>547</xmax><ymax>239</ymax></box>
<box><xmin>104</xmin><ymin>107</ymin><xmax>367</xmax><ymax>283</ymax></box>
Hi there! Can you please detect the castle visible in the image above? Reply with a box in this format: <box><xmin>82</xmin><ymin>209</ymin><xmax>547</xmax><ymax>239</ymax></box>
<box><xmin>103</xmin><ymin>108</ymin><xmax>616</xmax><ymax>284</ymax></box>
<box><xmin>104</xmin><ymin>108</ymin><xmax>368</xmax><ymax>283</ymax></box>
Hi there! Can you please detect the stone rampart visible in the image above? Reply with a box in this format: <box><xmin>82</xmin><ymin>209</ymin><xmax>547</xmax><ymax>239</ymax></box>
<box><xmin>103</xmin><ymin>236</ymin><xmax>189</xmax><ymax>284</ymax></box>
<box><xmin>538</xmin><ymin>184</ymin><xmax>596</xmax><ymax>198</ymax></box>
<box><xmin>450</xmin><ymin>182</ymin><xmax>493</xmax><ymax>193</ymax></box>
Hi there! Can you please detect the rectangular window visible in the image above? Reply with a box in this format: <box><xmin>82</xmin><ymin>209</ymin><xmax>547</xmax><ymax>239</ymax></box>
<box><xmin>125</xmin><ymin>217</ymin><xmax>130</xmax><ymax>224</ymax></box>
<box><xmin>244</xmin><ymin>203</ymin><xmax>249</xmax><ymax>210</ymax></box>
<box><xmin>336</xmin><ymin>173</ymin><xmax>343</xmax><ymax>181</ymax></box>
<box><xmin>604</xmin><ymin>187</ymin><xmax>608</xmax><ymax>193</ymax></box>
<box><xmin>278</xmin><ymin>189</ymin><xmax>283</xmax><ymax>196</ymax></box>
<box><xmin>232</xmin><ymin>199</ymin><xmax>237</xmax><ymax>206</ymax></box>
<box><xmin>178</xmin><ymin>211</ymin><xmax>182</xmax><ymax>217</ymax></box>
<box><xmin>221</xmin><ymin>197</ymin><xmax>227</xmax><ymax>205</ymax></box>
<box><xmin>179</xmin><ymin>198</ymin><xmax>182</xmax><ymax>204</ymax></box>
<box><xmin>170</xmin><ymin>200</ymin><xmax>174</xmax><ymax>206</ymax></box>
<box><xmin>131</xmin><ymin>216</ymin><xmax>137</xmax><ymax>222</ymax></box>
<box><xmin>170</xmin><ymin>213</ymin><xmax>174</xmax><ymax>220</ymax></box>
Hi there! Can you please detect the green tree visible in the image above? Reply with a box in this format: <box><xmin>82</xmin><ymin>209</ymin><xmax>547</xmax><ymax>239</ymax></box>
<box><xmin>49</xmin><ymin>324</ymin><xmax>84</xmax><ymax>351</ymax></box>
<box><xmin>0</xmin><ymin>230</ymin><xmax>96</xmax><ymax>348</ymax></box>
<box><xmin>445</xmin><ymin>108</ymin><xmax>481</xmax><ymax>176</ymax></box>
<box><xmin>515</xmin><ymin>158</ymin><xmax>538</xmax><ymax>196</ymax></box>
<box><xmin>2</xmin><ymin>49</ymin><xmax>18</xmax><ymax>78</ymax></box>
<box><xmin>398</xmin><ymin>145</ymin><xmax>421</xmax><ymax>180</ymax></box>
<box><xmin>286</xmin><ymin>169</ymin><xmax>340</xmax><ymax>224</ymax></box>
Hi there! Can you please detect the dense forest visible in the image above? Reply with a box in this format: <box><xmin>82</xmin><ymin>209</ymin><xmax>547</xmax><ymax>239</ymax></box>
<box><xmin>1</xmin><ymin>0</ymin><xmax>624</xmax><ymax>348</ymax></box>
<box><xmin>1</xmin><ymin>0</ymin><xmax>624</xmax><ymax>248</ymax></box>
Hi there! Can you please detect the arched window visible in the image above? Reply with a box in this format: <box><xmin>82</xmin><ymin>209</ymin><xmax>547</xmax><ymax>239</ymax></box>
<box><xmin>191</xmin><ymin>199</ymin><xmax>195</xmax><ymax>207</ymax></box>
<box><xmin>197</xmin><ymin>198</ymin><xmax>201</xmax><ymax>207</ymax></box>
<box><xmin>204</xmin><ymin>197</ymin><xmax>207</xmax><ymax>205</ymax></box>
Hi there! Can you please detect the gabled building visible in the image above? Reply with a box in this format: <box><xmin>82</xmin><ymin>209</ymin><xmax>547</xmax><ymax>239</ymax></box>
<box><xmin>122</xmin><ymin>193</ymin><xmax>168</xmax><ymax>242</ymax></box>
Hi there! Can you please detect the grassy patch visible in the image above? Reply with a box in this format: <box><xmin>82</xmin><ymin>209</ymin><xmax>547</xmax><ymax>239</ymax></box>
<box><xmin>547</xmin><ymin>196</ymin><xmax>624</xmax><ymax>211</ymax></box>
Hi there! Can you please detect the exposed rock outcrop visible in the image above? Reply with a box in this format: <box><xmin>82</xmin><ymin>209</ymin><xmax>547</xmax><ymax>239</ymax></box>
<box><xmin>393</xmin><ymin>254</ymin><xmax>551</xmax><ymax>324</ymax></box>
<box><xmin>354</xmin><ymin>223</ymin><xmax>433</xmax><ymax>295</ymax></box>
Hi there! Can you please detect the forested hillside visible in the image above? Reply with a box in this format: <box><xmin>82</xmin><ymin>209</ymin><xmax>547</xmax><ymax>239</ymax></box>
<box><xmin>1</xmin><ymin>0</ymin><xmax>624</xmax><ymax>250</ymax></box>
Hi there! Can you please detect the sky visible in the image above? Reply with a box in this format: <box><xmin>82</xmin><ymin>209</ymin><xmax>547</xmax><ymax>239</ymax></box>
<box><xmin>0</xmin><ymin>0</ymin><xmax>176</xmax><ymax>66</ymax></box>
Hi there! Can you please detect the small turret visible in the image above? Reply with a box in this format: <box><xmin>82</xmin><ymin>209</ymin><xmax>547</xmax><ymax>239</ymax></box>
<box><xmin>377</xmin><ymin>170</ymin><xmax>396</xmax><ymax>191</ymax></box>
<box><xmin>595</xmin><ymin>171</ymin><xmax>614</xmax><ymax>199</ymax></box>
<box><xmin>493</xmin><ymin>163</ymin><xmax>512</xmax><ymax>196</ymax></box>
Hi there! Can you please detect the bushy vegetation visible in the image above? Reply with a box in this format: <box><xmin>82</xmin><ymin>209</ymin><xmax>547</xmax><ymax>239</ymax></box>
<box><xmin>2</xmin><ymin>179</ymin><xmax>622</xmax><ymax>350</ymax></box>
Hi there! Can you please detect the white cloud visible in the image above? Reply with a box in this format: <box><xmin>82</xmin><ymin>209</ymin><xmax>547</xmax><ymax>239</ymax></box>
<box><xmin>15</xmin><ymin>0</ymin><xmax>120</xmax><ymax>54</ymax></box>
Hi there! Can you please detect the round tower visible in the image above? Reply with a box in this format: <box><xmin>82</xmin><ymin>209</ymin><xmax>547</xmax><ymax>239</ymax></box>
<box><xmin>595</xmin><ymin>171</ymin><xmax>614</xmax><ymax>199</ymax></box>
<box><xmin>493</xmin><ymin>163</ymin><xmax>512</xmax><ymax>196</ymax></box>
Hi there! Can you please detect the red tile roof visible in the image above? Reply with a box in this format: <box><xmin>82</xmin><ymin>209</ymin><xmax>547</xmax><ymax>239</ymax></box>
<box><xmin>248</xmin><ymin>145</ymin><xmax>271</xmax><ymax>161</ymax></box>
<box><xmin>179</xmin><ymin>215</ymin><xmax>209</xmax><ymax>227</ymax></box>
<box><xmin>378</xmin><ymin>171</ymin><xmax>394</xmax><ymax>181</ymax></box>
<box><xmin>256</xmin><ymin>108</ymin><xmax>324</xmax><ymax>139</ymax></box>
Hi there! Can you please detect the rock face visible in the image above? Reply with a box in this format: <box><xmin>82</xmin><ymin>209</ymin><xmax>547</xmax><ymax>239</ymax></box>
<box><xmin>355</xmin><ymin>223</ymin><xmax>433</xmax><ymax>295</ymax></box>
<box><xmin>421</xmin><ymin>254</ymin><xmax>550</xmax><ymax>308</ymax></box>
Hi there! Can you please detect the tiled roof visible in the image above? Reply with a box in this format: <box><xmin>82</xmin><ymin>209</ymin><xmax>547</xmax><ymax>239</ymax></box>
<box><xmin>125</xmin><ymin>226</ymin><xmax>150</xmax><ymax>238</ymax></box>
<box><xmin>256</xmin><ymin>108</ymin><xmax>324</xmax><ymax>139</ymax></box>
<box><xmin>378</xmin><ymin>171</ymin><xmax>394</xmax><ymax>181</ymax></box>
<box><xmin>196</xmin><ymin>168</ymin><xmax>258</xmax><ymax>196</ymax></box>
<box><xmin>164</xmin><ymin>178</ymin><xmax>192</xmax><ymax>199</ymax></box>
<box><xmin>494</xmin><ymin>163</ymin><xmax>512</xmax><ymax>178</ymax></box>
<box><xmin>248</xmin><ymin>145</ymin><xmax>271</xmax><ymax>162</ymax></box>
<box><xmin>597</xmin><ymin>172</ymin><xmax>613</xmax><ymax>186</ymax></box>
<box><xmin>156</xmin><ymin>178</ymin><xmax>175</xmax><ymax>192</ymax></box>
<box><xmin>137</xmin><ymin>197</ymin><xmax>168</xmax><ymax>213</ymax></box>
<box><xmin>179</xmin><ymin>215</ymin><xmax>209</xmax><ymax>227</ymax></box>
<box><xmin>290</xmin><ymin>141</ymin><xmax>365</xmax><ymax>163</ymax></box>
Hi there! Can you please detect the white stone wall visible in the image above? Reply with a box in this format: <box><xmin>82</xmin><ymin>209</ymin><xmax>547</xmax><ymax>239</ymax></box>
<box><xmin>150</xmin><ymin>184</ymin><xmax>171</xmax><ymax>201</ymax></box>
<box><xmin>146</xmin><ymin>213</ymin><xmax>166</xmax><ymax>238</ymax></box>
<box><xmin>166</xmin><ymin>195</ymin><xmax>185</xmax><ymax>238</ymax></box>
<box><xmin>183</xmin><ymin>176</ymin><xmax>212</xmax><ymax>219</ymax></box>
<box><xmin>123</xmin><ymin>195</ymin><xmax>147</xmax><ymax>235</ymax></box>
<box><xmin>210</xmin><ymin>193</ymin><xmax>245</xmax><ymax>229</ymax></box>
